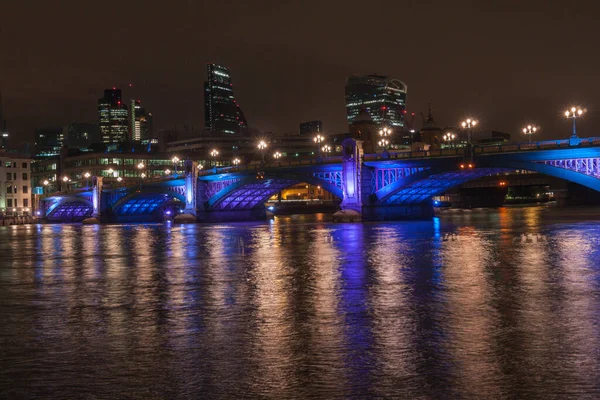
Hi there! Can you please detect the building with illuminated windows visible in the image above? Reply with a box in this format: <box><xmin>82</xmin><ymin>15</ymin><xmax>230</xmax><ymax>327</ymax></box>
<box><xmin>345</xmin><ymin>74</ymin><xmax>407</xmax><ymax>129</ymax></box>
<box><xmin>129</xmin><ymin>100</ymin><xmax>152</xmax><ymax>141</ymax></box>
<box><xmin>204</xmin><ymin>63</ymin><xmax>248</xmax><ymax>135</ymax></box>
<box><xmin>98</xmin><ymin>88</ymin><xmax>129</xmax><ymax>144</ymax></box>
<box><xmin>0</xmin><ymin>152</ymin><xmax>31</xmax><ymax>216</ymax></box>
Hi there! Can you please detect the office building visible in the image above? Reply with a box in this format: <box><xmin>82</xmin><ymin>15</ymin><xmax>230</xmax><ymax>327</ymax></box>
<box><xmin>35</xmin><ymin>127</ymin><xmax>64</xmax><ymax>157</ymax></box>
<box><xmin>0</xmin><ymin>152</ymin><xmax>31</xmax><ymax>215</ymax></box>
<box><xmin>204</xmin><ymin>63</ymin><xmax>248</xmax><ymax>135</ymax></box>
<box><xmin>98</xmin><ymin>88</ymin><xmax>129</xmax><ymax>144</ymax></box>
<box><xmin>299</xmin><ymin>120</ymin><xmax>323</xmax><ymax>136</ymax></box>
<box><xmin>345</xmin><ymin>74</ymin><xmax>407</xmax><ymax>129</ymax></box>
<box><xmin>129</xmin><ymin>100</ymin><xmax>152</xmax><ymax>141</ymax></box>
<box><xmin>62</xmin><ymin>123</ymin><xmax>101</xmax><ymax>150</ymax></box>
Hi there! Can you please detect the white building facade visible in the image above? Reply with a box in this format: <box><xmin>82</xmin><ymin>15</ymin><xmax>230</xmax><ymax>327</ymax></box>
<box><xmin>0</xmin><ymin>152</ymin><xmax>32</xmax><ymax>216</ymax></box>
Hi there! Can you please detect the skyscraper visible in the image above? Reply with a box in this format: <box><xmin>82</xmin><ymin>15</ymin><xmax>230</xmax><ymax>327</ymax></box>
<box><xmin>98</xmin><ymin>88</ymin><xmax>129</xmax><ymax>144</ymax></box>
<box><xmin>129</xmin><ymin>99</ymin><xmax>151</xmax><ymax>141</ymax></box>
<box><xmin>204</xmin><ymin>63</ymin><xmax>248</xmax><ymax>135</ymax></box>
<box><xmin>345</xmin><ymin>75</ymin><xmax>407</xmax><ymax>129</ymax></box>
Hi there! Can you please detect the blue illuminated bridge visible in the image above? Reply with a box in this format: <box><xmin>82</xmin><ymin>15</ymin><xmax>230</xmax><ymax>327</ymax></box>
<box><xmin>40</xmin><ymin>137</ymin><xmax>600</xmax><ymax>222</ymax></box>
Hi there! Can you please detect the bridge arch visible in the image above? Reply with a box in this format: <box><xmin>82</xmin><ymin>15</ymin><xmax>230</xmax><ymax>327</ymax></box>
<box><xmin>110</xmin><ymin>188</ymin><xmax>186</xmax><ymax>220</ymax></box>
<box><xmin>374</xmin><ymin>158</ymin><xmax>600</xmax><ymax>206</ymax></box>
<box><xmin>45</xmin><ymin>196</ymin><xmax>94</xmax><ymax>222</ymax></box>
<box><xmin>204</xmin><ymin>170</ymin><xmax>343</xmax><ymax>211</ymax></box>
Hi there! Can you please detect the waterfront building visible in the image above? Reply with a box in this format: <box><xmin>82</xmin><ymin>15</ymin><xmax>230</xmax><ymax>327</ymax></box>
<box><xmin>98</xmin><ymin>88</ymin><xmax>129</xmax><ymax>144</ymax></box>
<box><xmin>0</xmin><ymin>152</ymin><xmax>31</xmax><ymax>215</ymax></box>
<box><xmin>345</xmin><ymin>74</ymin><xmax>407</xmax><ymax>129</ymax></box>
<box><xmin>299</xmin><ymin>120</ymin><xmax>323</xmax><ymax>136</ymax></box>
<box><xmin>31</xmin><ymin>150</ymin><xmax>181</xmax><ymax>194</ymax></box>
<box><xmin>204</xmin><ymin>63</ymin><xmax>248</xmax><ymax>135</ymax></box>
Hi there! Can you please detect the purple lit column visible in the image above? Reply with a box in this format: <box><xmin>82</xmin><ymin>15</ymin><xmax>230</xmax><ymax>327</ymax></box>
<box><xmin>92</xmin><ymin>176</ymin><xmax>103</xmax><ymax>218</ymax></box>
<box><xmin>340</xmin><ymin>138</ymin><xmax>364</xmax><ymax>213</ymax></box>
<box><xmin>184</xmin><ymin>160</ymin><xmax>198</xmax><ymax>215</ymax></box>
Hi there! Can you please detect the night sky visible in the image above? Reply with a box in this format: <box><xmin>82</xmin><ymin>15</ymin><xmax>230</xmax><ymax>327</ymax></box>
<box><xmin>2</xmin><ymin>0</ymin><xmax>600</xmax><ymax>144</ymax></box>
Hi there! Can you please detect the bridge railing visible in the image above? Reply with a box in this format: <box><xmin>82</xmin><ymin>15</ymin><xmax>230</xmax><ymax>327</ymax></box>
<box><xmin>198</xmin><ymin>156</ymin><xmax>344</xmax><ymax>176</ymax></box>
<box><xmin>474</xmin><ymin>137</ymin><xmax>600</xmax><ymax>154</ymax></box>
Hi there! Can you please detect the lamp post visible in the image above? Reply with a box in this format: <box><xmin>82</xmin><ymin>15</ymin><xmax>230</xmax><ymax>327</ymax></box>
<box><xmin>172</xmin><ymin>156</ymin><xmax>180</xmax><ymax>174</ymax></box>
<box><xmin>43</xmin><ymin>179</ymin><xmax>49</xmax><ymax>195</ymax></box>
<box><xmin>565</xmin><ymin>107</ymin><xmax>585</xmax><ymax>138</ymax></box>
<box><xmin>443</xmin><ymin>132</ymin><xmax>456</xmax><ymax>148</ymax></box>
<box><xmin>522</xmin><ymin>125</ymin><xmax>538</xmax><ymax>143</ymax></box>
<box><xmin>84</xmin><ymin>172</ymin><xmax>91</xmax><ymax>188</ymax></box>
<box><xmin>233</xmin><ymin>158</ymin><xmax>241</xmax><ymax>167</ymax></box>
<box><xmin>321</xmin><ymin>144</ymin><xmax>331</xmax><ymax>159</ymax></box>
<box><xmin>257</xmin><ymin>140</ymin><xmax>267</xmax><ymax>163</ymax></box>
<box><xmin>137</xmin><ymin>162</ymin><xmax>145</xmax><ymax>189</ymax></box>
<box><xmin>313</xmin><ymin>134</ymin><xmax>324</xmax><ymax>159</ymax></box>
<box><xmin>377</xmin><ymin>139</ymin><xmax>389</xmax><ymax>152</ymax></box>
<box><xmin>273</xmin><ymin>151</ymin><xmax>282</xmax><ymax>166</ymax></box>
<box><xmin>460</xmin><ymin>118</ymin><xmax>477</xmax><ymax>144</ymax></box>
<box><xmin>210</xmin><ymin>149</ymin><xmax>219</xmax><ymax>167</ymax></box>
<box><xmin>379</xmin><ymin>127</ymin><xmax>392</xmax><ymax>138</ymax></box>
<box><xmin>461</xmin><ymin>118</ymin><xmax>477</xmax><ymax>160</ymax></box>
<box><xmin>165</xmin><ymin>169</ymin><xmax>171</xmax><ymax>176</ymax></box>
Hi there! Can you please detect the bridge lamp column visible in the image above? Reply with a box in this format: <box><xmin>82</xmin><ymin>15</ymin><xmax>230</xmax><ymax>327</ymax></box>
<box><xmin>210</xmin><ymin>149</ymin><xmax>219</xmax><ymax>168</ymax></box>
<box><xmin>313</xmin><ymin>134</ymin><xmax>324</xmax><ymax>159</ymax></box>
<box><xmin>443</xmin><ymin>132</ymin><xmax>456</xmax><ymax>148</ymax></box>
<box><xmin>137</xmin><ymin>162</ymin><xmax>145</xmax><ymax>189</ymax></box>
<box><xmin>172</xmin><ymin>156</ymin><xmax>180</xmax><ymax>175</ymax></box>
<box><xmin>522</xmin><ymin>125</ymin><xmax>538</xmax><ymax>143</ymax></box>
<box><xmin>257</xmin><ymin>141</ymin><xmax>268</xmax><ymax>163</ymax></box>
<box><xmin>565</xmin><ymin>107</ymin><xmax>584</xmax><ymax>139</ymax></box>
<box><xmin>83</xmin><ymin>172</ymin><xmax>91</xmax><ymax>188</ymax></box>
<box><xmin>377</xmin><ymin>139</ymin><xmax>389</xmax><ymax>152</ymax></box>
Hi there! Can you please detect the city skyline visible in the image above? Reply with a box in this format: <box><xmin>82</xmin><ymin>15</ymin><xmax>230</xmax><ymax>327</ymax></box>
<box><xmin>2</xmin><ymin>1</ymin><xmax>600</xmax><ymax>144</ymax></box>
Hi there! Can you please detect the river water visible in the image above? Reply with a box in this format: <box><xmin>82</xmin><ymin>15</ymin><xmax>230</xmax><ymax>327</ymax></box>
<box><xmin>1</xmin><ymin>206</ymin><xmax>600</xmax><ymax>399</ymax></box>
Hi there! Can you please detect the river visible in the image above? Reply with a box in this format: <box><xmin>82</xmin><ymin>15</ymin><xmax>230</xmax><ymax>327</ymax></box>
<box><xmin>1</xmin><ymin>206</ymin><xmax>600</xmax><ymax>399</ymax></box>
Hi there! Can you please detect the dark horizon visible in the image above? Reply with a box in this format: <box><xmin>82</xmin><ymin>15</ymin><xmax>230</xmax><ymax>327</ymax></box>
<box><xmin>2</xmin><ymin>0</ymin><xmax>600</xmax><ymax>145</ymax></box>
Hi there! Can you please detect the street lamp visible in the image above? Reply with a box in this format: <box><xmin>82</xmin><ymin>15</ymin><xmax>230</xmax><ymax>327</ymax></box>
<box><xmin>172</xmin><ymin>156</ymin><xmax>180</xmax><ymax>174</ymax></box>
<box><xmin>443</xmin><ymin>132</ymin><xmax>456</xmax><ymax>148</ymax></box>
<box><xmin>321</xmin><ymin>144</ymin><xmax>331</xmax><ymax>159</ymax></box>
<box><xmin>137</xmin><ymin>162</ymin><xmax>145</xmax><ymax>188</ymax></box>
<box><xmin>83</xmin><ymin>172</ymin><xmax>91</xmax><ymax>188</ymax></box>
<box><xmin>233</xmin><ymin>158</ymin><xmax>241</xmax><ymax>167</ymax></box>
<box><xmin>379</xmin><ymin>127</ymin><xmax>392</xmax><ymax>138</ymax></box>
<box><xmin>565</xmin><ymin>107</ymin><xmax>585</xmax><ymax>138</ymax></box>
<box><xmin>313</xmin><ymin>134</ymin><xmax>324</xmax><ymax>158</ymax></box>
<box><xmin>117</xmin><ymin>177</ymin><xmax>123</xmax><ymax>183</ymax></box>
<box><xmin>273</xmin><ymin>151</ymin><xmax>282</xmax><ymax>165</ymax></box>
<box><xmin>522</xmin><ymin>125</ymin><xmax>539</xmax><ymax>143</ymax></box>
<box><xmin>257</xmin><ymin>140</ymin><xmax>268</xmax><ymax>162</ymax></box>
<box><xmin>43</xmin><ymin>179</ymin><xmax>49</xmax><ymax>195</ymax></box>
<box><xmin>198</xmin><ymin>163</ymin><xmax>204</xmax><ymax>171</ymax></box>
<box><xmin>378</xmin><ymin>139</ymin><xmax>389</xmax><ymax>151</ymax></box>
<box><xmin>165</xmin><ymin>169</ymin><xmax>171</xmax><ymax>176</ymax></box>
<box><xmin>461</xmin><ymin>118</ymin><xmax>477</xmax><ymax>144</ymax></box>
<box><xmin>210</xmin><ymin>149</ymin><xmax>219</xmax><ymax>167</ymax></box>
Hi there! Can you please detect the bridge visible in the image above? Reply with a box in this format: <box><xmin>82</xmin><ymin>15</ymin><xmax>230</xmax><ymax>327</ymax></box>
<box><xmin>39</xmin><ymin>136</ymin><xmax>600</xmax><ymax>222</ymax></box>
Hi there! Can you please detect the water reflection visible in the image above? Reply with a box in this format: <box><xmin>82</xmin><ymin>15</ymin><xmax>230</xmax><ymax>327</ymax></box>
<box><xmin>1</xmin><ymin>206</ymin><xmax>600</xmax><ymax>398</ymax></box>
